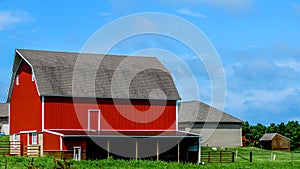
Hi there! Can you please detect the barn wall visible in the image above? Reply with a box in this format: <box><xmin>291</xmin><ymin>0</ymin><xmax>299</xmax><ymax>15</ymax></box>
<box><xmin>62</xmin><ymin>138</ymin><xmax>86</xmax><ymax>151</ymax></box>
<box><xmin>44</xmin><ymin>97</ymin><xmax>176</xmax><ymax>130</ymax></box>
<box><xmin>10</xmin><ymin>61</ymin><xmax>42</xmax><ymax>134</ymax></box>
<box><xmin>43</xmin><ymin>132</ymin><xmax>61</xmax><ymax>151</ymax></box>
<box><xmin>183</xmin><ymin>128</ymin><xmax>242</xmax><ymax>147</ymax></box>
<box><xmin>272</xmin><ymin>135</ymin><xmax>290</xmax><ymax>152</ymax></box>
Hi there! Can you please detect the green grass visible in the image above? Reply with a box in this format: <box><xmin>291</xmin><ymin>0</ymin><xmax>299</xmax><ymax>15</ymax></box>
<box><xmin>0</xmin><ymin>135</ymin><xmax>10</xmax><ymax>154</ymax></box>
<box><xmin>0</xmin><ymin>135</ymin><xmax>9</xmax><ymax>141</ymax></box>
<box><xmin>0</xmin><ymin>156</ymin><xmax>299</xmax><ymax>169</ymax></box>
<box><xmin>226</xmin><ymin>147</ymin><xmax>300</xmax><ymax>162</ymax></box>
<box><xmin>0</xmin><ymin>146</ymin><xmax>299</xmax><ymax>168</ymax></box>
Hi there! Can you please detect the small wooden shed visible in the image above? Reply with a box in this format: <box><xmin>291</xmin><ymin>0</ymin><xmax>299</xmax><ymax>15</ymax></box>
<box><xmin>260</xmin><ymin>133</ymin><xmax>290</xmax><ymax>152</ymax></box>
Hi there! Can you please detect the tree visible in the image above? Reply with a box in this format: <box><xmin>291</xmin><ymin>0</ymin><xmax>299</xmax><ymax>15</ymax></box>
<box><xmin>266</xmin><ymin>123</ymin><xmax>278</xmax><ymax>133</ymax></box>
<box><xmin>242</xmin><ymin>121</ymin><xmax>300</xmax><ymax>150</ymax></box>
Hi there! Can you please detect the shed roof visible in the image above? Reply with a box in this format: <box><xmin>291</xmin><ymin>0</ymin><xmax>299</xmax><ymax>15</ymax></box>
<box><xmin>7</xmin><ymin>49</ymin><xmax>180</xmax><ymax>101</ymax></box>
<box><xmin>178</xmin><ymin>100</ymin><xmax>243</xmax><ymax>123</ymax></box>
<box><xmin>46</xmin><ymin>130</ymin><xmax>201</xmax><ymax>138</ymax></box>
<box><xmin>0</xmin><ymin>103</ymin><xmax>8</xmax><ymax>117</ymax></box>
<box><xmin>260</xmin><ymin>133</ymin><xmax>290</xmax><ymax>141</ymax></box>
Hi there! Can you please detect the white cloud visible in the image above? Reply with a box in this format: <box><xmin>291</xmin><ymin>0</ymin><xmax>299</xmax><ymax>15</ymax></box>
<box><xmin>199</xmin><ymin>0</ymin><xmax>253</xmax><ymax>12</ymax></box>
<box><xmin>275</xmin><ymin>60</ymin><xmax>300</xmax><ymax>72</ymax></box>
<box><xmin>173</xmin><ymin>0</ymin><xmax>253</xmax><ymax>13</ymax></box>
<box><xmin>225</xmin><ymin>88</ymin><xmax>297</xmax><ymax>115</ymax></box>
<box><xmin>0</xmin><ymin>10</ymin><xmax>33</xmax><ymax>31</ymax></box>
<box><xmin>176</xmin><ymin>7</ymin><xmax>206</xmax><ymax>18</ymax></box>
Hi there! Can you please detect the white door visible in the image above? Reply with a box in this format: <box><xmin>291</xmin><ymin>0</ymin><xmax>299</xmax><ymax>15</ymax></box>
<box><xmin>73</xmin><ymin>146</ymin><xmax>81</xmax><ymax>161</ymax></box>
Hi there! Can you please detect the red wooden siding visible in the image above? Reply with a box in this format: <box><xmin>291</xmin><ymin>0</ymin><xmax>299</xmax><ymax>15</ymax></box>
<box><xmin>10</xmin><ymin>61</ymin><xmax>42</xmax><ymax>134</ymax></box>
<box><xmin>20</xmin><ymin>134</ymin><xmax>27</xmax><ymax>146</ymax></box>
<box><xmin>44</xmin><ymin>97</ymin><xmax>176</xmax><ymax>130</ymax></box>
<box><xmin>43</xmin><ymin>132</ymin><xmax>61</xmax><ymax>151</ymax></box>
<box><xmin>63</xmin><ymin>139</ymin><xmax>86</xmax><ymax>151</ymax></box>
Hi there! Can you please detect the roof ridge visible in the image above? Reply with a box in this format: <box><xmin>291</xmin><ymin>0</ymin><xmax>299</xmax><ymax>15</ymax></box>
<box><xmin>16</xmin><ymin>49</ymin><xmax>157</xmax><ymax>58</ymax></box>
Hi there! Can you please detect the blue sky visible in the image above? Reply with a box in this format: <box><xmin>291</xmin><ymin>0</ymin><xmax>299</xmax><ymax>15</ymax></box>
<box><xmin>1</xmin><ymin>0</ymin><xmax>300</xmax><ymax>125</ymax></box>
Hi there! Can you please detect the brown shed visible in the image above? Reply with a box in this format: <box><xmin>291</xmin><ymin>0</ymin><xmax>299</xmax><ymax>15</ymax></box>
<box><xmin>260</xmin><ymin>133</ymin><xmax>290</xmax><ymax>152</ymax></box>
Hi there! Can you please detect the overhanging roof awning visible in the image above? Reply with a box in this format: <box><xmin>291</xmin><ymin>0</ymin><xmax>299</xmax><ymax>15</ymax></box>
<box><xmin>46</xmin><ymin>130</ymin><xmax>201</xmax><ymax>138</ymax></box>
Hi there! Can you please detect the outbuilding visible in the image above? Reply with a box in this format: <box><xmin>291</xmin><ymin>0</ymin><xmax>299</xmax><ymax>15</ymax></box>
<box><xmin>0</xmin><ymin>103</ymin><xmax>9</xmax><ymax>134</ymax></box>
<box><xmin>260</xmin><ymin>133</ymin><xmax>290</xmax><ymax>152</ymax></box>
<box><xmin>179</xmin><ymin>100</ymin><xmax>243</xmax><ymax>147</ymax></box>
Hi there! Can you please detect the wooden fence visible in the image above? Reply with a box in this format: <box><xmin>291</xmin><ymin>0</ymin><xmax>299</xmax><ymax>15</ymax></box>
<box><xmin>202</xmin><ymin>151</ymin><xmax>235</xmax><ymax>163</ymax></box>
<box><xmin>0</xmin><ymin>141</ymin><xmax>40</xmax><ymax>157</ymax></box>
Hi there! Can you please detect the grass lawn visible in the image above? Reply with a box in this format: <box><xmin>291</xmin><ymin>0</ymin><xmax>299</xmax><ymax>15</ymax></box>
<box><xmin>0</xmin><ymin>146</ymin><xmax>299</xmax><ymax>168</ymax></box>
<box><xmin>0</xmin><ymin>156</ymin><xmax>299</xmax><ymax>169</ymax></box>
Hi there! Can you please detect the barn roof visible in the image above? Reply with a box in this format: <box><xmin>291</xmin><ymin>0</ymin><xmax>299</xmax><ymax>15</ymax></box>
<box><xmin>7</xmin><ymin>49</ymin><xmax>180</xmax><ymax>101</ymax></box>
<box><xmin>0</xmin><ymin>103</ymin><xmax>8</xmax><ymax>117</ymax></box>
<box><xmin>260</xmin><ymin>133</ymin><xmax>290</xmax><ymax>141</ymax></box>
<box><xmin>178</xmin><ymin>100</ymin><xmax>243</xmax><ymax>123</ymax></box>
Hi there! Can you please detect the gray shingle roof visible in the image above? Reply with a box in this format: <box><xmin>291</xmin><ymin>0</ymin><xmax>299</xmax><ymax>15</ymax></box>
<box><xmin>260</xmin><ymin>133</ymin><xmax>290</xmax><ymax>141</ymax></box>
<box><xmin>178</xmin><ymin>100</ymin><xmax>243</xmax><ymax>123</ymax></box>
<box><xmin>8</xmin><ymin>49</ymin><xmax>180</xmax><ymax>100</ymax></box>
<box><xmin>0</xmin><ymin>103</ymin><xmax>8</xmax><ymax>117</ymax></box>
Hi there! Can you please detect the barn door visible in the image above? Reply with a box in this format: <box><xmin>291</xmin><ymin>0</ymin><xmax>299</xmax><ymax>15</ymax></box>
<box><xmin>88</xmin><ymin>110</ymin><xmax>100</xmax><ymax>131</ymax></box>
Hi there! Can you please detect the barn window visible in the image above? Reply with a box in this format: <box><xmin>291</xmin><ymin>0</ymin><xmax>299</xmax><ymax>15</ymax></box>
<box><xmin>31</xmin><ymin>132</ymin><xmax>37</xmax><ymax>145</ymax></box>
<box><xmin>16</xmin><ymin>75</ymin><xmax>19</xmax><ymax>85</ymax></box>
<box><xmin>12</xmin><ymin>134</ymin><xmax>18</xmax><ymax>148</ymax></box>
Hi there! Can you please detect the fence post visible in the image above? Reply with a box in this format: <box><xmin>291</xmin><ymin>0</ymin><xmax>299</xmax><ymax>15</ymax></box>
<box><xmin>8</xmin><ymin>141</ymin><xmax>11</xmax><ymax>155</ymax></box>
<box><xmin>208</xmin><ymin>152</ymin><xmax>210</xmax><ymax>163</ymax></box>
<box><xmin>20</xmin><ymin>143</ymin><xmax>23</xmax><ymax>156</ymax></box>
<box><xmin>250</xmin><ymin>151</ymin><xmax>252</xmax><ymax>162</ymax></box>
<box><xmin>232</xmin><ymin>152</ymin><xmax>235</xmax><ymax>162</ymax></box>
<box><xmin>38</xmin><ymin>145</ymin><xmax>41</xmax><ymax>157</ymax></box>
<box><xmin>220</xmin><ymin>151</ymin><xmax>222</xmax><ymax>163</ymax></box>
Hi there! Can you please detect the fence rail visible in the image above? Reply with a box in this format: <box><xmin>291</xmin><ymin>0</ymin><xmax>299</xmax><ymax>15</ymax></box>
<box><xmin>0</xmin><ymin>141</ymin><xmax>40</xmax><ymax>157</ymax></box>
<box><xmin>202</xmin><ymin>151</ymin><xmax>235</xmax><ymax>163</ymax></box>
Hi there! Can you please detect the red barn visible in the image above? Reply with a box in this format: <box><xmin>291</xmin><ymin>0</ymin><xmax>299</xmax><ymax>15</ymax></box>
<box><xmin>7</xmin><ymin>49</ymin><xmax>201</xmax><ymax>162</ymax></box>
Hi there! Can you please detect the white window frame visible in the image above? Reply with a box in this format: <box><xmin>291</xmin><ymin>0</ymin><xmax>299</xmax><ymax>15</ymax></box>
<box><xmin>31</xmin><ymin>132</ymin><xmax>37</xmax><ymax>145</ymax></box>
<box><xmin>88</xmin><ymin>109</ymin><xmax>100</xmax><ymax>131</ymax></box>
<box><xmin>12</xmin><ymin>134</ymin><xmax>18</xmax><ymax>148</ymax></box>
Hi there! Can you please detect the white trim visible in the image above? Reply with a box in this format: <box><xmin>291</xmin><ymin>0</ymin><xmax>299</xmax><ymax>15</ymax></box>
<box><xmin>100</xmin><ymin>129</ymin><xmax>177</xmax><ymax>131</ymax></box>
<box><xmin>20</xmin><ymin>130</ymin><xmax>37</xmax><ymax>134</ymax></box>
<box><xmin>60</xmin><ymin>136</ymin><xmax>63</xmax><ymax>151</ymax></box>
<box><xmin>45</xmin><ymin>129</ymin><xmax>180</xmax><ymax>132</ymax></box>
<box><xmin>16</xmin><ymin>50</ymin><xmax>41</xmax><ymax>96</ymax></box>
<box><xmin>16</xmin><ymin>50</ymin><xmax>32</xmax><ymax>67</ymax></box>
<box><xmin>6</xmin><ymin>55</ymin><xmax>22</xmax><ymax>102</ymax></box>
<box><xmin>42</xmin><ymin>96</ymin><xmax>44</xmax><ymax>131</ymax></box>
<box><xmin>176</xmin><ymin>100</ymin><xmax>179</xmax><ymax>131</ymax></box>
<box><xmin>88</xmin><ymin>109</ymin><xmax>100</xmax><ymax>131</ymax></box>
<box><xmin>31</xmin><ymin>70</ymin><xmax>35</xmax><ymax>81</ymax></box>
<box><xmin>8</xmin><ymin>103</ymin><xmax>10</xmax><ymax>135</ymax></box>
<box><xmin>46</xmin><ymin>129</ymin><xmax>86</xmax><ymax>131</ymax></box>
<box><xmin>179</xmin><ymin>130</ymin><xmax>202</xmax><ymax>137</ymax></box>
<box><xmin>43</xmin><ymin>129</ymin><xmax>64</xmax><ymax>137</ymax></box>
<box><xmin>46</xmin><ymin>129</ymin><xmax>172</xmax><ymax>131</ymax></box>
